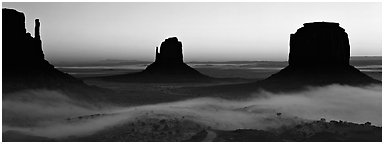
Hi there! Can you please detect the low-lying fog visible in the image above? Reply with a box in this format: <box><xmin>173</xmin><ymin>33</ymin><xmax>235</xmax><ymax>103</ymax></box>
<box><xmin>3</xmin><ymin>84</ymin><xmax>381</xmax><ymax>139</ymax></box>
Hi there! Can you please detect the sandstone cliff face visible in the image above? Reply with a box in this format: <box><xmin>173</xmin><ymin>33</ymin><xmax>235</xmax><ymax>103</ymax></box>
<box><xmin>2</xmin><ymin>8</ymin><xmax>85</xmax><ymax>93</ymax></box>
<box><xmin>263</xmin><ymin>22</ymin><xmax>379</xmax><ymax>87</ymax></box>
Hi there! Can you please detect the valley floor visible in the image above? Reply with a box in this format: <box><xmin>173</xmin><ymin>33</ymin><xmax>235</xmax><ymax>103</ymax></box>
<box><xmin>3</xmin><ymin>59</ymin><xmax>382</xmax><ymax>142</ymax></box>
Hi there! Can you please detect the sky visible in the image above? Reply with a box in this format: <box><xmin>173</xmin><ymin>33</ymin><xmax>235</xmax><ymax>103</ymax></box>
<box><xmin>2</xmin><ymin>2</ymin><xmax>382</xmax><ymax>62</ymax></box>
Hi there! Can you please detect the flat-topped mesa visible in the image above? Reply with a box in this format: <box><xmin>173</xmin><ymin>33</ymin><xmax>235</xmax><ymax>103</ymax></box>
<box><xmin>155</xmin><ymin>37</ymin><xmax>183</xmax><ymax>64</ymax></box>
<box><xmin>288</xmin><ymin>22</ymin><xmax>350</xmax><ymax>68</ymax></box>
<box><xmin>261</xmin><ymin>22</ymin><xmax>380</xmax><ymax>88</ymax></box>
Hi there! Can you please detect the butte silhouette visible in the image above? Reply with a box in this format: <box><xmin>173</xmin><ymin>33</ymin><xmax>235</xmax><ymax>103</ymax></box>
<box><xmin>257</xmin><ymin>22</ymin><xmax>379</xmax><ymax>92</ymax></box>
<box><xmin>2</xmin><ymin>8</ymin><xmax>108</xmax><ymax>101</ymax></box>
<box><xmin>185</xmin><ymin>22</ymin><xmax>381</xmax><ymax>94</ymax></box>
<box><xmin>260</xmin><ymin>22</ymin><xmax>380</xmax><ymax>89</ymax></box>
<box><xmin>99</xmin><ymin>37</ymin><xmax>211</xmax><ymax>83</ymax></box>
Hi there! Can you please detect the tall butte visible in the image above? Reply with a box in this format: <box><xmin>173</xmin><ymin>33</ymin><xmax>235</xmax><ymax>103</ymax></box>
<box><xmin>262</xmin><ymin>22</ymin><xmax>380</xmax><ymax>88</ymax></box>
<box><xmin>101</xmin><ymin>37</ymin><xmax>210</xmax><ymax>83</ymax></box>
<box><xmin>143</xmin><ymin>37</ymin><xmax>201</xmax><ymax>75</ymax></box>
<box><xmin>2</xmin><ymin>8</ymin><xmax>94</xmax><ymax>94</ymax></box>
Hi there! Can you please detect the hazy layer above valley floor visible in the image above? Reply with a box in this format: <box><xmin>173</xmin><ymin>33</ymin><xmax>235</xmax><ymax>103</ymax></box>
<box><xmin>55</xmin><ymin>56</ymin><xmax>382</xmax><ymax>81</ymax></box>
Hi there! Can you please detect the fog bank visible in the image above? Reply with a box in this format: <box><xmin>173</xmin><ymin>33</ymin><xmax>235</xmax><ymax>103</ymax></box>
<box><xmin>3</xmin><ymin>84</ymin><xmax>381</xmax><ymax>138</ymax></box>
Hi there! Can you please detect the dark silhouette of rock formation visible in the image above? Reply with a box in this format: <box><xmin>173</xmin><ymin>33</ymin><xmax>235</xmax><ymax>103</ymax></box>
<box><xmin>2</xmin><ymin>8</ymin><xmax>108</xmax><ymax>98</ymax></box>
<box><xmin>100</xmin><ymin>37</ymin><xmax>210</xmax><ymax>83</ymax></box>
<box><xmin>288</xmin><ymin>22</ymin><xmax>350</xmax><ymax>67</ymax></box>
<box><xmin>180</xmin><ymin>22</ymin><xmax>381</xmax><ymax>95</ymax></box>
<box><xmin>155</xmin><ymin>37</ymin><xmax>183</xmax><ymax>64</ymax></box>
<box><xmin>260</xmin><ymin>22</ymin><xmax>380</xmax><ymax>89</ymax></box>
<box><xmin>143</xmin><ymin>37</ymin><xmax>203</xmax><ymax>76</ymax></box>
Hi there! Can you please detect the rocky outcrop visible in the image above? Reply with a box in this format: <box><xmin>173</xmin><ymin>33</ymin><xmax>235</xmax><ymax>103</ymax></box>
<box><xmin>2</xmin><ymin>8</ymin><xmax>104</xmax><ymax>95</ymax></box>
<box><xmin>262</xmin><ymin>22</ymin><xmax>380</xmax><ymax>88</ymax></box>
<box><xmin>176</xmin><ymin>22</ymin><xmax>380</xmax><ymax>95</ymax></box>
<box><xmin>142</xmin><ymin>37</ymin><xmax>202</xmax><ymax>76</ymax></box>
<box><xmin>100</xmin><ymin>37</ymin><xmax>210</xmax><ymax>83</ymax></box>
<box><xmin>3</xmin><ymin>8</ymin><xmax>45</xmax><ymax>72</ymax></box>
<box><xmin>288</xmin><ymin>22</ymin><xmax>350</xmax><ymax>67</ymax></box>
<box><xmin>155</xmin><ymin>37</ymin><xmax>183</xmax><ymax>64</ymax></box>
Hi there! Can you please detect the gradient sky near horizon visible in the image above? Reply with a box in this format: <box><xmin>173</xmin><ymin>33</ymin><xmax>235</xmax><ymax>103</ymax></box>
<box><xmin>3</xmin><ymin>2</ymin><xmax>382</xmax><ymax>62</ymax></box>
